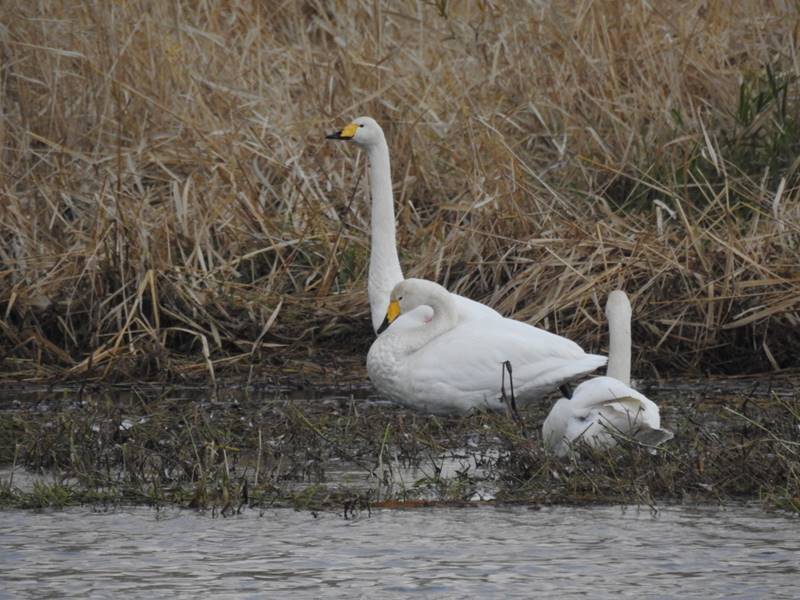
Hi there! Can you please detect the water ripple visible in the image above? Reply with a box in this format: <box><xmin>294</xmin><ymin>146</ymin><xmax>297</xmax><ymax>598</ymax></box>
<box><xmin>0</xmin><ymin>505</ymin><xmax>798</xmax><ymax>599</ymax></box>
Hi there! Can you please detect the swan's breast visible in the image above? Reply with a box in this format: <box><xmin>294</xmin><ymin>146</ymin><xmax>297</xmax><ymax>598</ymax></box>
<box><xmin>366</xmin><ymin>336</ymin><xmax>408</xmax><ymax>403</ymax></box>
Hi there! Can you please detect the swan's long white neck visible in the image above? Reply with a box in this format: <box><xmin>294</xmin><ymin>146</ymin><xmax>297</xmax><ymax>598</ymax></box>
<box><xmin>606</xmin><ymin>292</ymin><xmax>632</xmax><ymax>386</ymax></box>
<box><xmin>366</xmin><ymin>136</ymin><xmax>404</xmax><ymax>333</ymax></box>
<box><xmin>393</xmin><ymin>283</ymin><xmax>458</xmax><ymax>354</ymax></box>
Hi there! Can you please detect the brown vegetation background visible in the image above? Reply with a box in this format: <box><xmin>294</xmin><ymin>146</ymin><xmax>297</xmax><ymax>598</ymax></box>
<box><xmin>1</xmin><ymin>0</ymin><xmax>799</xmax><ymax>381</ymax></box>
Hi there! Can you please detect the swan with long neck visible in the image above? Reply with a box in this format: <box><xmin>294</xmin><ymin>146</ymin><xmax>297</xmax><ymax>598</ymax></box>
<box><xmin>366</xmin><ymin>278</ymin><xmax>607</xmax><ymax>415</ymax></box>
<box><xmin>327</xmin><ymin>117</ymin><xmax>501</xmax><ymax>333</ymax></box>
<box><xmin>542</xmin><ymin>290</ymin><xmax>673</xmax><ymax>456</ymax></box>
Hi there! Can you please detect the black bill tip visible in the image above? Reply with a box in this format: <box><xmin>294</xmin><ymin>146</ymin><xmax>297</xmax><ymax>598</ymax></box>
<box><xmin>376</xmin><ymin>315</ymin><xmax>391</xmax><ymax>334</ymax></box>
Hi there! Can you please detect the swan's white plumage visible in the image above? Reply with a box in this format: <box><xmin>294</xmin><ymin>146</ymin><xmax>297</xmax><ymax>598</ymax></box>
<box><xmin>542</xmin><ymin>376</ymin><xmax>669</xmax><ymax>456</ymax></box>
<box><xmin>367</xmin><ymin>279</ymin><xmax>607</xmax><ymax>415</ymax></box>
<box><xmin>542</xmin><ymin>291</ymin><xmax>673</xmax><ymax>456</ymax></box>
<box><xmin>605</xmin><ymin>290</ymin><xmax>632</xmax><ymax>385</ymax></box>
<box><xmin>327</xmin><ymin>116</ymin><xmax>501</xmax><ymax>333</ymax></box>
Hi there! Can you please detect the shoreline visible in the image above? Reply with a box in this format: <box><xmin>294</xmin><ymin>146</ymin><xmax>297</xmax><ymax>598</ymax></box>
<box><xmin>2</xmin><ymin>377</ymin><xmax>797</xmax><ymax>513</ymax></box>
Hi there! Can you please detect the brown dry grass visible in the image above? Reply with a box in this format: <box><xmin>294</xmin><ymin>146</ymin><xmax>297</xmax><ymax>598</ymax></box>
<box><xmin>1</xmin><ymin>1</ymin><xmax>799</xmax><ymax>381</ymax></box>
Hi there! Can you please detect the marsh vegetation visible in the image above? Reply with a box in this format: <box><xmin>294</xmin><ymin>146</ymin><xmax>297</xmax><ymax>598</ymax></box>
<box><xmin>2</xmin><ymin>1</ymin><xmax>799</xmax><ymax>381</ymax></box>
<box><xmin>1</xmin><ymin>380</ymin><xmax>798</xmax><ymax>513</ymax></box>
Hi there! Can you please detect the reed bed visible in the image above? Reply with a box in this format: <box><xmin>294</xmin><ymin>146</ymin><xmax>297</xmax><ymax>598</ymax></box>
<box><xmin>2</xmin><ymin>1</ymin><xmax>799</xmax><ymax>381</ymax></box>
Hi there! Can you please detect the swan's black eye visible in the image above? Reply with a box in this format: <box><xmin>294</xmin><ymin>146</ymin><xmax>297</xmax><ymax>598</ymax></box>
<box><xmin>398</xmin><ymin>296</ymin><xmax>403</xmax><ymax>301</ymax></box>
<box><xmin>359</xmin><ymin>124</ymin><xmax>364</xmax><ymax>128</ymax></box>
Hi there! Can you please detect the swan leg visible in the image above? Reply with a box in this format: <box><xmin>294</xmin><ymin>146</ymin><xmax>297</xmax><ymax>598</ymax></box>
<box><xmin>502</xmin><ymin>360</ymin><xmax>527</xmax><ymax>434</ymax></box>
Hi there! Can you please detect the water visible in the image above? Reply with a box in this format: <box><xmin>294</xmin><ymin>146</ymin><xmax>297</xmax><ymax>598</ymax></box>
<box><xmin>2</xmin><ymin>379</ymin><xmax>798</xmax><ymax>597</ymax></box>
<box><xmin>1</xmin><ymin>504</ymin><xmax>798</xmax><ymax>599</ymax></box>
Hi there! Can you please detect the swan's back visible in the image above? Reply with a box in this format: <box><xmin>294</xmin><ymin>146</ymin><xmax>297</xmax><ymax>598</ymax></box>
<box><xmin>569</xmin><ymin>377</ymin><xmax>661</xmax><ymax>427</ymax></box>
<box><xmin>402</xmin><ymin>314</ymin><xmax>606</xmax><ymax>410</ymax></box>
<box><xmin>452</xmin><ymin>293</ymin><xmax>501</xmax><ymax>321</ymax></box>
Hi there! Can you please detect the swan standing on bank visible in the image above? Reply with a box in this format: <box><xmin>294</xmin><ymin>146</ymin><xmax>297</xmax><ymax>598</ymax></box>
<box><xmin>326</xmin><ymin>117</ymin><xmax>501</xmax><ymax>333</ymax></box>
<box><xmin>542</xmin><ymin>291</ymin><xmax>673</xmax><ymax>456</ymax></box>
<box><xmin>367</xmin><ymin>279</ymin><xmax>607</xmax><ymax>415</ymax></box>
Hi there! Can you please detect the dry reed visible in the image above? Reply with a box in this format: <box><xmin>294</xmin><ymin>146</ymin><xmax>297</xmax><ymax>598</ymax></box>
<box><xmin>1</xmin><ymin>1</ymin><xmax>799</xmax><ymax>381</ymax></box>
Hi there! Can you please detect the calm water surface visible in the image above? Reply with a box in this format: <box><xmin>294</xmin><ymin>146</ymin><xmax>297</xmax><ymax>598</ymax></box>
<box><xmin>1</xmin><ymin>504</ymin><xmax>798</xmax><ymax>599</ymax></box>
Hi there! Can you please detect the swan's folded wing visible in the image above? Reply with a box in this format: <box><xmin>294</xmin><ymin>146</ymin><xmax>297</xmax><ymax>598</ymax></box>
<box><xmin>407</xmin><ymin>317</ymin><xmax>605</xmax><ymax>396</ymax></box>
<box><xmin>570</xmin><ymin>377</ymin><xmax>665</xmax><ymax>435</ymax></box>
<box><xmin>569</xmin><ymin>377</ymin><xmax>649</xmax><ymax>415</ymax></box>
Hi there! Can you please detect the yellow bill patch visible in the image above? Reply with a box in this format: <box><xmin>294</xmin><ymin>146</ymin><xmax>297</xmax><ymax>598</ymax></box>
<box><xmin>386</xmin><ymin>299</ymin><xmax>401</xmax><ymax>323</ymax></box>
<box><xmin>339</xmin><ymin>122</ymin><xmax>359</xmax><ymax>139</ymax></box>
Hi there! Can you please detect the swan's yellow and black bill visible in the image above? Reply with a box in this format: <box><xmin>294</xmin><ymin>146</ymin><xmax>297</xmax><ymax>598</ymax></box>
<box><xmin>326</xmin><ymin>122</ymin><xmax>358</xmax><ymax>140</ymax></box>
<box><xmin>377</xmin><ymin>299</ymin><xmax>401</xmax><ymax>334</ymax></box>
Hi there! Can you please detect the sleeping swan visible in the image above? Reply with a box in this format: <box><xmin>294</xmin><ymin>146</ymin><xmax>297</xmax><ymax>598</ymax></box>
<box><xmin>367</xmin><ymin>278</ymin><xmax>607</xmax><ymax>415</ymax></box>
<box><xmin>542</xmin><ymin>290</ymin><xmax>673</xmax><ymax>456</ymax></box>
<box><xmin>327</xmin><ymin>117</ymin><xmax>501</xmax><ymax>334</ymax></box>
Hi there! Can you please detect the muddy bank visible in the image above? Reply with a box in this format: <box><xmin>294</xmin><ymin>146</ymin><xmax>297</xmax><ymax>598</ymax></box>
<box><xmin>1</xmin><ymin>378</ymin><xmax>798</xmax><ymax>513</ymax></box>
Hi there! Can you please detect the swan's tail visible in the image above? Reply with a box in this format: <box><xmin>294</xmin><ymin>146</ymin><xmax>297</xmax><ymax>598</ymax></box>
<box><xmin>512</xmin><ymin>353</ymin><xmax>607</xmax><ymax>404</ymax></box>
<box><xmin>545</xmin><ymin>354</ymin><xmax>607</xmax><ymax>387</ymax></box>
<box><xmin>562</xmin><ymin>354</ymin><xmax>607</xmax><ymax>382</ymax></box>
<box><xmin>635</xmin><ymin>426</ymin><xmax>674</xmax><ymax>447</ymax></box>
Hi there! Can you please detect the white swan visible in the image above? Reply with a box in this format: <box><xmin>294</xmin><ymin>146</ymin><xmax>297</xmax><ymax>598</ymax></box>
<box><xmin>542</xmin><ymin>290</ymin><xmax>673</xmax><ymax>456</ymax></box>
<box><xmin>326</xmin><ymin>117</ymin><xmax>501</xmax><ymax>334</ymax></box>
<box><xmin>366</xmin><ymin>278</ymin><xmax>607</xmax><ymax>415</ymax></box>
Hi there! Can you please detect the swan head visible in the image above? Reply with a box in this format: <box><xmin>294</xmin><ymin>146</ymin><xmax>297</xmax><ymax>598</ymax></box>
<box><xmin>326</xmin><ymin>116</ymin><xmax>385</xmax><ymax>148</ymax></box>
<box><xmin>376</xmin><ymin>278</ymin><xmax>448</xmax><ymax>334</ymax></box>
